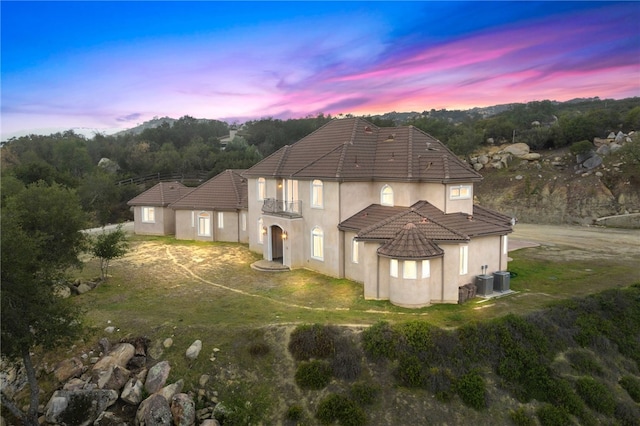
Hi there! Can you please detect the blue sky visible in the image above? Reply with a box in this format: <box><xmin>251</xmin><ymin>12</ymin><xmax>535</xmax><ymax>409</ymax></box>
<box><xmin>1</xmin><ymin>1</ymin><xmax>639</xmax><ymax>139</ymax></box>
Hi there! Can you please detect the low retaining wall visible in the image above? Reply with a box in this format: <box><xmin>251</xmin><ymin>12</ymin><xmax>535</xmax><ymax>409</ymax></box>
<box><xmin>594</xmin><ymin>213</ymin><xmax>640</xmax><ymax>229</ymax></box>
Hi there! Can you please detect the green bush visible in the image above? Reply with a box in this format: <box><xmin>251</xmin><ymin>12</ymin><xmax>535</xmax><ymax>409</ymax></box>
<box><xmin>395</xmin><ymin>320</ymin><xmax>434</xmax><ymax>355</ymax></box>
<box><xmin>248</xmin><ymin>341</ymin><xmax>270</xmax><ymax>358</ymax></box>
<box><xmin>286</xmin><ymin>404</ymin><xmax>303</xmax><ymax>421</ymax></box>
<box><xmin>566</xmin><ymin>349</ymin><xmax>603</xmax><ymax>375</ymax></box>
<box><xmin>455</xmin><ymin>370</ymin><xmax>487</xmax><ymax>410</ymax></box>
<box><xmin>575</xmin><ymin>377</ymin><xmax>616</xmax><ymax>416</ymax></box>
<box><xmin>294</xmin><ymin>360</ymin><xmax>332</xmax><ymax>390</ymax></box>
<box><xmin>394</xmin><ymin>355</ymin><xmax>426</xmax><ymax>388</ymax></box>
<box><xmin>316</xmin><ymin>393</ymin><xmax>366</xmax><ymax>426</ymax></box>
<box><xmin>361</xmin><ymin>321</ymin><xmax>398</xmax><ymax>360</ymax></box>
<box><xmin>425</xmin><ymin>367</ymin><xmax>455</xmax><ymax>402</ymax></box>
<box><xmin>569</xmin><ymin>140</ymin><xmax>594</xmax><ymax>156</ymax></box>
<box><xmin>544</xmin><ymin>378</ymin><xmax>586</xmax><ymax>419</ymax></box>
<box><xmin>349</xmin><ymin>382</ymin><xmax>380</xmax><ymax>406</ymax></box>
<box><xmin>620</xmin><ymin>375</ymin><xmax>640</xmax><ymax>402</ymax></box>
<box><xmin>510</xmin><ymin>407</ymin><xmax>535</xmax><ymax>426</ymax></box>
<box><xmin>536</xmin><ymin>404</ymin><xmax>572</xmax><ymax>426</ymax></box>
<box><xmin>614</xmin><ymin>401</ymin><xmax>640</xmax><ymax>426</ymax></box>
<box><xmin>288</xmin><ymin>324</ymin><xmax>336</xmax><ymax>360</ymax></box>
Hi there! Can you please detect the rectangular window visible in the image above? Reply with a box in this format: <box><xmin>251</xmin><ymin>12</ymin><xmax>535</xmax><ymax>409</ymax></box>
<box><xmin>390</xmin><ymin>259</ymin><xmax>398</xmax><ymax>278</ymax></box>
<box><xmin>460</xmin><ymin>245</ymin><xmax>469</xmax><ymax>275</ymax></box>
<box><xmin>351</xmin><ymin>239</ymin><xmax>359</xmax><ymax>263</ymax></box>
<box><xmin>198</xmin><ymin>214</ymin><xmax>211</xmax><ymax>237</ymax></box>
<box><xmin>142</xmin><ymin>207</ymin><xmax>155</xmax><ymax>223</ymax></box>
<box><xmin>502</xmin><ymin>235</ymin><xmax>508</xmax><ymax>255</ymax></box>
<box><xmin>217</xmin><ymin>212</ymin><xmax>224</xmax><ymax>229</ymax></box>
<box><xmin>311</xmin><ymin>228</ymin><xmax>324</xmax><ymax>260</ymax></box>
<box><xmin>191</xmin><ymin>211</ymin><xmax>195</xmax><ymax>227</ymax></box>
<box><xmin>422</xmin><ymin>260</ymin><xmax>431</xmax><ymax>278</ymax></box>
<box><xmin>403</xmin><ymin>260</ymin><xmax>417</xmax><ymax>279</ymax></box>
<box><xmin>311</xmin><ymin>180</ymin><xmax>323</xmax><ymax>208</ymax></box>
<box><xmin>450</xmin><ymin>185</ymin><xmax>472</xmax><ymax>200</ymax></box>
<box><xmin>257</xmin><ymin>178</ymin><xmax>266</xmax><ymax>201</ymax></box>
<box><xmin>241</xmin><ymin>213</ymin><xmax>247</xmax><ymax>231</ymax></box>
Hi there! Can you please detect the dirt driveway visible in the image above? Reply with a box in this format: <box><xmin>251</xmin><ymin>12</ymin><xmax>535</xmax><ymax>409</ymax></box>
<box><xmin>510</xmin><ymin>223</ymin><xmax>640</xmax><ymax>266</ymax></box>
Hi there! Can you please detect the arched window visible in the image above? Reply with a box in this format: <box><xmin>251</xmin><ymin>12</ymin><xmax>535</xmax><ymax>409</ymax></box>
<box><xmin>198</xmin><ymin>212</ymin><xmax>211</xmax><ymax>237</ymax></box>
<box><xmin>311</xmin><ymin>226</ymin><xmax>324</xmax><ymax>260</ymax></box>
<box><xmin>257</xmin><ymin>177</ymin><xmax>266</xmax><ymax>201</ymax></box>
<box><xmin>311</xmin><ymin>179</ymin><xmax>323</xmax><ymax>208</ymax></box>
<box><xmin>381</xmin><ymin>185</ymin><xmax>394</xmax><ymax>206</ymax></box>
<box><xmin>257</xmin><ymin>217</ymin><xmax>264</xmax><ymax>244</ymax></box>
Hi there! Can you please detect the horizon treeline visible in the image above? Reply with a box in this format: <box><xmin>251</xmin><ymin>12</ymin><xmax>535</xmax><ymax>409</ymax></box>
<box><xmin>1</xmin><ymin>97</ymin><xmax>638</xmax><ymax>226</ymax></box>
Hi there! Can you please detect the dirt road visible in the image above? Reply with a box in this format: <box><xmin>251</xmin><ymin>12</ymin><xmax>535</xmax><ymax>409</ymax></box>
<box><xmin>510</xmin><ymin>223</ymin><xmax>640</xmax><ymax>266</ymax></box>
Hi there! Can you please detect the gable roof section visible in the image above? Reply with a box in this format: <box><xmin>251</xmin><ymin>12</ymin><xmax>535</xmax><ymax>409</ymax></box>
<box><xmin>243</xmin><ymin>117</ymin><xmax>482</xmax><ymax>183</ymax></box>
<box><xmin>411</xmin><ymin>201</ymin><xmax>513</xmax><ymax>238</ymax></box>
<box><xmin>127</xmin><ymin>182</ymin><xmax>193</xmax><ymax>207</ymax></box>
<box><xmin>169</xmin><ymin>169</ymin><xmax>248</xmax><ymax>211</ymax></box>
<box><xmin>377</xmin><ymin>223</ymin><xmax>445</xmax><ymax>260</ymax></box>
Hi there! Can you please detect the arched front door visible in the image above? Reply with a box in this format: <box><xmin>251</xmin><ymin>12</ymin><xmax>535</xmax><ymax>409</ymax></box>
<box><xmin>270</xmin><ymin>225</ymin><xmax>283</xmax><ymax>263</ymax></box>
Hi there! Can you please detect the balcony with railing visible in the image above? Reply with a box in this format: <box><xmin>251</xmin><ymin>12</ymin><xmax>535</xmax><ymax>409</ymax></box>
<box><xmin>262</xmin><ymin>198</ymin><xmax>303</xmax><ymax>218</ymax></box>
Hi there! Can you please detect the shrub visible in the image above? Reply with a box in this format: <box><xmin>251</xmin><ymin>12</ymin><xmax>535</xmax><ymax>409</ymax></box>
<box><xmin>575</xmin><ymin>377</ymin><xmax>615</xmax><ymax>416</ymax></box>
<box><xmin>566</xmin><ymin>349</ymin><xmax>603</xmax><ymax>375</ymax></box>
<box><xmin>536</xmin><ymin>404</ymin><xmax>572</xmax><ymax>426</ymax></box>
<box><xmin>395</xmin><ymin>320</ymin><xmax>435</xmax><ymax>356</ymax></box>
<box><xmin>614</xmin><ymin>401</ymin><xmax>640</xmax><ymax>426</ymax></box>
<box><xmin>425</xmin><ymin>367</ymin><xmax>455</xmax><ymax>402</ymax></box>
<box><xmin>294</xmin><ymin>360</ymin><xmax>332</xmax><ymax>390</ymax></box>
<box><xmin>510</xmin><ymin>407</ymin><xmax>535</xmax><ymax>426</ymax></box>
<box><xmin>349</xmin><ymin>382</ymin><xmax>380</xmax><ymax>406</ymax></box>
<box><xmin>455</xmin><ymin>370</ymin><xmax>487</xmax><ymax>410</ymax></box>
<box><xmin>620</xmin><ymin>375</ymin><xmax>640</xmax><ymax>403</ymax></box>
<box><xmin>544</xmin><ymin>378</ymin><xmax>586</xmax><ymax>418</ymax></box>
<box><xmin>569</xmin><ymin>140</ymin><xmax>593</xmax><ymax>156</ymax></box>
<box><xmin>288</xmin><ymin>324</ymin><xmax>336</xmax><ymax>361</ymax></box>
<box><xmin>286</xmin><ymin>404</ymin><xmax>303</xmax><ymax>421</ymax></box>
<box><xmin>394</xmin><ymin>355</ymin><xmax>426</xmax><ymax>388</ymax></box>
<box><xmin>248</xmin><ymin>341</ymin><xmax>270</xmax><ymax>358</ymax></box>
<box><xmin>316</xmin><ymin>393</ymin><xmax>366</xmax><ymax>426</ymax></box>
<box><xmin>331</xmin><ymin>336</ymin><xmax>362</xmax><ymax>381</ymax></box>
<box><xmin>361</xmin><ymin>321</ymin><xmax>398</xmax><ymax>360</ymax></box>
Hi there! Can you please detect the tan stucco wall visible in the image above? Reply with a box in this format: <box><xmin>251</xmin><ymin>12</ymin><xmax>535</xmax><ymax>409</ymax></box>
<box><xmin>175</xmin><ymin>209</ymin><xmax>246</xmax><ymax>243</ymax></box>
<box><xmin>133</xmin><ymin>206</ymin><xmax>175</xmax><ymax>235</ymax></box>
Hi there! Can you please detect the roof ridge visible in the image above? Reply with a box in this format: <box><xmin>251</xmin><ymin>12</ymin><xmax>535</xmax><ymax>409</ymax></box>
<box><xmin>274</xmin><ymin>145</ymin><xmax>291</xmax><ymax>176</ymax></box>
<box><xmin>336</xmin><ymin>118</ymin><xmax>360</xmax><ymax>178</ymax></box>
<box><xmin>290</xmin><ymin>143</ymin><xmax>345</xmax><ymax>177</ymax></box>
<box><xmin>228</xmin><ymin>170</ymin><xmax>242</xmax><ymax>207</ymax></box>
<box><xmin>408</xmin><ymin>127</ymin><xmax>414</xmax><ymax>179</ymax></box>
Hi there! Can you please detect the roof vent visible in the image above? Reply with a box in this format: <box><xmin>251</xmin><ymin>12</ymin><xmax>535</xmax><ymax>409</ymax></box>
<box><xmin>420</xmin><ymin>217</ymin><xmax>429</xmax><ymax>224</ymax></box>
<box><xmin>384</xmin><ymin>133</ymin><xmax>395</xmax><ymax>142</ymax></box>
<box><xmin>364</xmin><ymin>126</ymin><xmax>372</xmax><ymax>134</ymax></box>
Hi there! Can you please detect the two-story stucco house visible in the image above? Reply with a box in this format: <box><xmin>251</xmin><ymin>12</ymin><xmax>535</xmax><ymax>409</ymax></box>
<box><xmin>242</xmin><ymin>117</ymin><xmax>513</xmax><ymax>307</ymax></box>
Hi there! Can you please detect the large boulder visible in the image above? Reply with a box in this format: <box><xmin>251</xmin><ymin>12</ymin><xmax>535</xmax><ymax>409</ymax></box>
<box><xmin>144</xmin><ymin>361</ymin><xmax>171</xmax><ymax>394</ymax></box>
<box><xmin>93</xmin><ymin>343</ymin><xmax>135</xmax><ymax>372</ymax></box>
<box><xmin>44</xmin><ymin>389</ymin><xmax>118</xmax><ymax>426</ymax></box>
<box><xmin>94</xmin><ymin>410</ymin><xmax>131</xmax><ymax>426</ymax></box>
<box><xmin>54</xmin><ymin>357</ymin><xmax>84</xmax><ymax>383</ymax></box>
<box><xmin>121</xmin><ymin>378</ymin><xmax>144</xmax><ymax>405</ymax></box>
<box><xmin>157</xmin><ymin>379</ymin><xmax>184</xmax><ymax>402</ymax></box>
<box><xmin>136</xmin><ymin>394</ymin><xmax>173</xmax><ymax>426</ymax></box>
<box><xmin>171</xmin><ymin>393</ymin><xmax>196</xmax><ymax>426</ymax></box>
<box><xmin>503</xmin><ymin>143</ymin><xmax>530</xmax><ymax>158</ymax></box>
<box><xmin>583</xmin><ymin>154</ymin><xmax>603</xmax><ymax>170</ymax></box>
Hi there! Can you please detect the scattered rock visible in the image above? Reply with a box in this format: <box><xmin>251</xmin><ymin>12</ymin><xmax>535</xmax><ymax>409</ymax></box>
<box><xmin>157</xmin><ymin>379</ymin><xmax>184</xmax><ymax>402</ymax></box>
<box><xmin>171</xmin><ymin>393</ymin><xmax>196</xmax><ymax>426</ymax></box>
<box><xmin>54</xmin><ymin>357</ymin><xmax>84</xmax><ymax>383</ymax></box>
<box><xmin>145</xmin><ymin>361</ymin><xmax>171</xmax><ymax>394</ymax></box>
<box><xmin>503</xmin><ymin>142</ymin><xmax>530</xmax><ymax>157</ymax></box>
<box><xmin>163</xmin><ymin>338</ymin><xmax>174</xmax><ymax>348</ymax></box>
<box><xmin>185</xmin><ymin>340</ymin><xmax>202</xmax><ymax>360</ymax></box>
<box><xmin>44</xmin><ymin>389</ymin><xmax>118</xmax><ymax>426</ymax></box>
<box><xmin>136</xmin><ymin>394</ymin><xmax>173</xmax><ymax>426</ymax></box>
<box><xmin>120</xmin><ymin>379</ymin><xmax>144</xmax><ymax>405</ymax></box>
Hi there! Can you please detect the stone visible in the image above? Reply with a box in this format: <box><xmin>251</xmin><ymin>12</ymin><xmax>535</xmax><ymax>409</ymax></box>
<box><xmin>145</xmin><ymin>361</ymin><xmax>171</xmax><ymax>394</ymax></box>
<box><xmin>576</xmin><ymin>151</ymin><xmax>594</xmax><ymax>164</ymax></box>
<box><xmin>104</xmin><ymin>326</ymin><xmax>116</xmax><ymax>334</ymax></box>
<box><xmin>93</xmin><ymin>344</ymin><xmax>135</xmax><ymax>372</ymax></box>
<box><xmin>163</xmin><ymin>338</ymin><xmax>173</xmax><ymax>348</ymax></box>
<box><xmin>596</xmin><ymin>171</ymin><xmax>604</xmax><ymax>177</ymax></box>
<box><xmin>96</xmin><ymin>364</ymin><xmax>130</xmax><ymax>391</ymax></box>
<box><xmin>503</xmin><ymin>143</ymin><xmax>530</xmax><ymax>158</ymax></box>
<box><xmin>121</xmin><ymin>378</ymin><xmax>144</xmax><ymax>405</ymax></box>
<box><xmin>148</xmin><ymin>340</ymin><xmax>164</xmax><ymax>360</ymax></box>
<box><xmin>593</xmin><ymin>137</ymin><xmax>609</xmax><ymax>147</ymax></box>
<box><xmin>157</xmin><ymin>379</ymin><xmax>184</xmax><ymax>402</ymax></box>
<box><xmin>94</xmin><ymin>411</ymin><xmax>130</xmax><ymax>426</ymax></box>
<box><xmin>44</xmin><ymin>389</ymin><xmax>118</xmax><ymax>426</ymax></box>
<box><xmin>521</xmin><ymin>153</ymin><xmax>541</xmax><ymax>161</ymax></box>
<box><xmin>473</xmin><ymin>162</ymin><xmax>483</xmax><ymax>171</ymax></box>
<box><xmin>53</xmin><ymin>283</ymin><xmax>71</xmax><ymax>298</ymax></box>
<box><xmin>198</xmin><ymin>374</ymin><xmax>210</xmax><ymax>387</ymax></box>
<box><xmin>196</xmin><ymin>407</ymin><xmax>214</xmax><ymax>421</ymax></box>
<box><xmin>136</xmin><ymin>394</ymin><xmax>172</xmax><ymax>426</ymax></box>
<box><xmin>583</xmin><ymin>154</ymin><xmax>603</xmax><ymax>170</ymax></box>
<box><xmin>171</xmin><ymin>393</ymin><xmax>196</xmax><ymax>426</ymax></box>
<box><xmin>492</xmin><ymin>161</ymin><xmax>503</xmax><ymax>170</ymax></box>
<box><xmin>54</xmin><ymin>357</ymin><xmax>84</xmax><ymax>383</ymax></box>
<box><xmin>200</xmin><ymin>420</ymin><xmax>220</xmax><ymax>426</ymax></box>
<box><xmin>515</xmin><ymin>175</ymin><xmax>523</xmax><ymax>180</ymax></box>
<box><xmin>98</xmin><ymin>337</ymin><xmax>111</xmax><ymax>354</ymax></box>
<box><xmin>615</xmin><ymin>131</ymin><xmax>625</xmax><ymax>143</ymax></box>
<box><xmin>97</xmin><ymin>157</ymin><xmax>120</xmax><ymax>173</ymax></box>
<box><xmin>76</xmin><ymin>283</ymin><xmax>91</xmax><ymax>294</ymax></box>
<box><xmin>610</xmin><ymin>143</ymin><xmax>622</xmax><ymax>153</ymax></box>
<box><xmin>596</xmin><ymin>144</ymin><xmax>610</xmax><ymax>156</ymax></box>
<box><xmin>478</xmin><ymin>154</ymin><xmax>489</xmax><ymax>165</ymax></box>
<box><xmin>185</xmin><ymin>340</ymin><xmax>202</xmax><ymax>360</ymax></box>
<box><xmin>607</xmin><ymin>132</ymin><xmax>616</xmax><ymax>139</ymax></box>
<box><xmin>62</xmin><ymin>378</ymin><xmax>87</xmax><ymax>391</ymax></box>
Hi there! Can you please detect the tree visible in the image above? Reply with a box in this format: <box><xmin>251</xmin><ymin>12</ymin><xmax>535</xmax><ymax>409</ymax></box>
<box><xmin>91</xmin><ymin>225</ymin><xmax>129</xmax><ymax>280</ymax></box>
<box><xmin>1</xmin><ymin>182</ymin><xmax>87</xmax><ymax>425</ymax></box>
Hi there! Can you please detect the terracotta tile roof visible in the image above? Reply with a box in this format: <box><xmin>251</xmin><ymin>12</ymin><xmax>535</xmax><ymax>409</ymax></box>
<box><xmin>340</xmin><ymin>201</ymin><xmax>512</xmax><ymax>259</ymax></box>
<box><xmin>127</xmin><ymin>182</ymin><xmax>193</xmax><ymax>207</ymax></box>
<box><xmin>377</xmin><ymin>223</ymin><xmax>444</xmax><ymax>259</ymax></box>
<box><xmin>169</xmin><ymin>169</ymin><xmax>248</xmax><ymax>211</ymax></box>
<box><xmin>243</xmin><ymin>117</ymin><xmax>482</xmax><ymax>183</ymax></box>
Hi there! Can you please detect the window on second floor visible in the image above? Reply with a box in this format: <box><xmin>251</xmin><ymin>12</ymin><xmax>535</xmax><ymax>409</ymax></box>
<box><xmin>142</xmin><ymin>207</ymin><xmax>155</xmax><ymax>223</ymax></box>
<box><xmin>450</xmin><ymin>185</ymin><xmax>472</xmax><ymax>200</ymax></box>
<box><xmin>198</xmin><ymin>212</ymin><xmax>211</xmax><ymax>237</ymax></box>
<box><xmin>257</xmin><ymin>177</ymin><xmax>266</xmax><ymax>201</ymax></box>
<box><xmin>381</xmin><ymin>185</ymin><xmax>394</xmax><ymax>206</ymax></box>
<box><xmin>311</xmin><ymin>179</ymin><xmax>323</xmax><ymax>208</ymax></box>
<box><xmin>311</xmin><ymin>226</ymin><xmax>324</xmax><ymax>261</ymax></box>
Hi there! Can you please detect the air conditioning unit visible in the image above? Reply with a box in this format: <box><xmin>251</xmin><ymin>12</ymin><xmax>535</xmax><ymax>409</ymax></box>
<box><xmin>493</xmin><ymin>271</ymin><xmax>511</xmax><ymax>292</ymax></box>
<box><xmin>475</xmin><ymin>274</ymin><xmax>494</xmax><ymax>296</ymax></box>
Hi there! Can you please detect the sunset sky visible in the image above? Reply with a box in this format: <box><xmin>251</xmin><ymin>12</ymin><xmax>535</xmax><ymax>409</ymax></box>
<box><xmin>1</xmin><ymin>1</ymin><xmax>639</xmax><ymax>139</ymax></box>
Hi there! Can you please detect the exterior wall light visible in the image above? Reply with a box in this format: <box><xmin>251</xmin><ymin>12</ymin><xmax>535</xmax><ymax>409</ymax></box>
<box><xmin>282</xmin><ymin>231</ymin><xmax>288</xmax><ymax>240</ymax></box>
